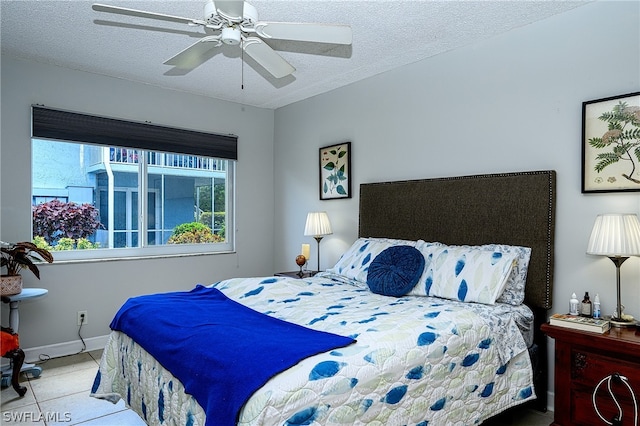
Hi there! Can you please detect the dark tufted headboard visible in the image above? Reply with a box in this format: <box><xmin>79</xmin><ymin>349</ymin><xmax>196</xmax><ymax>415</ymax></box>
<box><xmin>358</xmin><ymin>170</ymin><xmax>556</xmax><ymax>310</ymax></box>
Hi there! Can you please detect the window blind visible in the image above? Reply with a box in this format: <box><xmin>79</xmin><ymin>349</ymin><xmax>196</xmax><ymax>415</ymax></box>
<box><xmin>32</xmin><ymin>106</ymin><xmax>237</xmax><ymax>160</ymax></box>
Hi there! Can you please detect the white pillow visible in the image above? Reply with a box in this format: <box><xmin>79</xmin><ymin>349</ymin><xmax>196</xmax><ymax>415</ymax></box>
<box><xmin>409</xmin><ymin>243</ymin><xmax>517</xmax><ymax>305</ymax></box>
<box><xmin>326</xmin><ymin>237</ymin><xmax>418</xmax><ymax>283</ymax></box>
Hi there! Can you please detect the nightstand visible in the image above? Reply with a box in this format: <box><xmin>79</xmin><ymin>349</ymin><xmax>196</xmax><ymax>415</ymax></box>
<box><xmin>275</xmin><ymin>271</ymin><xmax>318</xmax><ymax>279</ymax></box>
<box><xmin>541</xmin><ymin>323</ymin><xmax>640</xmax><ymax>426</ymax></box>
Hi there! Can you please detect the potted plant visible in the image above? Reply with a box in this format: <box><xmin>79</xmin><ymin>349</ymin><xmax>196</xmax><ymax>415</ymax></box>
<box><xmin>1</xmin><ymin>241</ymin><xmax>53</xmax><ymax>296</ymax></box>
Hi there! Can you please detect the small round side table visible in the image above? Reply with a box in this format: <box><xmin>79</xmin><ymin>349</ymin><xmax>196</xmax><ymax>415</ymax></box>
<box><xmin>1</xmin><ymin>288</ymin><xmax>48</xmax><ymax>384</ymax></box>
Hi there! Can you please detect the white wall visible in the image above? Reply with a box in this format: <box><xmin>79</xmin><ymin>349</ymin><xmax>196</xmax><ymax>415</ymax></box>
<box><xmin>1</xmin><ymin>55</ymin><xmax>276</xmax><ymax>350</ymax></box>
<box><xmin>274</xmin><ymin>1</ymin><xmax>640</xmax><ymax>399</ymax></box>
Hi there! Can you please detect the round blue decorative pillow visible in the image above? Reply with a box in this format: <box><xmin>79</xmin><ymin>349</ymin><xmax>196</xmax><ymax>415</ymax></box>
<box><xmin>367</xmin><ymin>245</ymin><xmax>425</xmax><ymax>297</ymax></box>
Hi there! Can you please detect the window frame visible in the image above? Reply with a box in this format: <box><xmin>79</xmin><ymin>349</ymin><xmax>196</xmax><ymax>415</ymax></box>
<box><xmin>31</xmin><ymin>106</ymin><xmax>237</xmax><ymax>261</ymax></box>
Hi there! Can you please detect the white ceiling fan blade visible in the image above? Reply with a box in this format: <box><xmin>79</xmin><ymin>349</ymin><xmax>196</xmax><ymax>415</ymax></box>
<box><xmin>164</xmin><ymin>36</ymin><xmax>222</xmax><ymax>70</ymax></box>
<box><xmin>92</xmin><ymin>4</ymin><xmax>205</xmax><ymax>26</ymax></box>
<box><xmin>214</xmin><ymin>1</ymin><xmax>245</xmax><ymax>22</ymax></box>
<box><xmin>242</xmin><ymin>37</ymin><xmax>295</xmax><ymax>79</ymax></box>
<box><xmin>254</xmin><ymin>22</ymin><xmax>352</xmax><ymax>45</ymax></box>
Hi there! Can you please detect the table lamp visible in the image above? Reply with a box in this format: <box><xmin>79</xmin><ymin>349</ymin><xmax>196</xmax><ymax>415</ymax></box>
<box><xmin>586</xmin><ymin>213</ymin><xmax>640</xmax><ymax>327</ymax></box>
<box><xmin>304</xmin><ymin>212</ymin><xmax>332</xmax><ymax>272</ymax></box>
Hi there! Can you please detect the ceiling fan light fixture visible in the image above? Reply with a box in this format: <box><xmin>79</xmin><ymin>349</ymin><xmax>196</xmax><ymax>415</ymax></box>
<box><xmin>221</xmin><ymin>27</ymin><xmax>241</xmax><ymax>45</ymax></box>
<box><xmin>93</xmin><ymin>0</ymin><xmax>352</xmax><ymax>79</ymax></box>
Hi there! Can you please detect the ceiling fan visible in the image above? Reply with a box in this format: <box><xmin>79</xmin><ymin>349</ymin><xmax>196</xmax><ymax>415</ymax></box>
<box><xmin>92</xmin><ymin>1</ymin><xmax>352</xmax><ymax>79</ymax></box>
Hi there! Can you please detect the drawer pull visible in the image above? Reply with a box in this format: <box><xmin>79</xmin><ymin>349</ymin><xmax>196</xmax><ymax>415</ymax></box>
<box><xmin>592</xmin><ymin>373</ymin><xmax>638</xmax><ymax>426</ymax></box>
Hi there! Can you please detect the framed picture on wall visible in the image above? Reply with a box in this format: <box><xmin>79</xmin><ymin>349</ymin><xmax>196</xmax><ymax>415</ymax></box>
<box><xmin>582</xmin><ymin>91</ymin><xmax>640</xmax><ymax>193</ymax></box>
<box><xmin>319</xmin><ymin>142</ymin><xmax>351</xmax><ymax>200</ymax></box>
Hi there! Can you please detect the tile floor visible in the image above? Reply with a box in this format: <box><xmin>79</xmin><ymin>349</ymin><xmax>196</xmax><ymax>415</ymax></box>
<box><xmin>1</xmin><ymin>350</ymin><xmax>555</xmax><ymax>425</ymax></box>
<box><xmin>1</xmin><ymin>350</ymin><xmax>144</xmax><ymax>425</ymax></box>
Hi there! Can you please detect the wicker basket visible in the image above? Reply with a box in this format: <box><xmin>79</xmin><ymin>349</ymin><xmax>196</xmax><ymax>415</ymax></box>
<box><xmin>1</xmin><ymin>275</ymin><xmax>23</xmax><ymax>296</ymax></box>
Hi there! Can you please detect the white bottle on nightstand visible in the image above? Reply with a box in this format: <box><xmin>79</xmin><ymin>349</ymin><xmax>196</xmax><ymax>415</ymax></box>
<box><xmin>569</xmin><ymin>293</ymin><xmax>579</xmax><ymax>316</ymax></box>
<box><xmin>593</xmin><ymin>293</ymin><xmax>601</xmax><ymax>318</ymax></box>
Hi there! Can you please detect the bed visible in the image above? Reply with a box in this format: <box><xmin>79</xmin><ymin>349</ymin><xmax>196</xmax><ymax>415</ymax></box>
<box><xmin>91</xmin><ymin>170</ymin><xmax>556</xmax><ymax>425</ymax></box>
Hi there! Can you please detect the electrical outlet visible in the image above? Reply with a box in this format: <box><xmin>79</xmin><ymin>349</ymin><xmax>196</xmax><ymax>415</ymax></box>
<box><xmin>77</xmin><ymin>310</ymin><xmax>88</xmax><ymax>326</ymax></box>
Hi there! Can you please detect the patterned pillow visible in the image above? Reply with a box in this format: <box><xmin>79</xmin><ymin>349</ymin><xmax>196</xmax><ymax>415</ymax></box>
<box><xmin>485</xmin><ymin>244</ymin><xmax>532</xmax><ymax>306</ymax></box>
<box><xmin>407</xmin><ymin>240</ymin><xmax>443</xmax><ymax>297</ymax></box>
<box><xmin>410</xmin><ymin>244</ymin><xmax>517</xmax><ymax>305</ymax></box>
<box><xmin>367</xmin><ymin>246</ymin><xmax>426</xmax><ymax>297</ymax></box>
<box><xmin>326</xmin><ymin>237</ymin><xmax>419</xmax><ymax>283</ymax></box>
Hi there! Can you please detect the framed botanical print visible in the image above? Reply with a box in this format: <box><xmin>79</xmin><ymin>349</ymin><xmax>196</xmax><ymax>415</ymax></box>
<box><xmin>582</xmin><ymin>92</ymin><xmax>640</xmax><ymax>193</ymax></box>
<box><xmin>319</xmin><ymin>142</ymin><xmax>351</xmax><ymax>200</ymax></box>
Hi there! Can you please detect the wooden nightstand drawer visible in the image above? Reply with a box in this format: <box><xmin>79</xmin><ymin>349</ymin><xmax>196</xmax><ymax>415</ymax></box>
<box><xmin>573</xmin><ymin>380</ymin><xmax>638</xmax><ymax>426</ymax></box>
<box><xmin>542</xmin><ymin>323</ymin><xmax>640</xmax><ymax>426</ymax></box>
<box><xmin>572</xmin><ymin>365</ymin><xmax>639</xmax><ymax>426</ymax></box>
<box><xmin>571</xmin><ymin>349</ymin><xmax>640</xmax><ymax>385</ymax></box>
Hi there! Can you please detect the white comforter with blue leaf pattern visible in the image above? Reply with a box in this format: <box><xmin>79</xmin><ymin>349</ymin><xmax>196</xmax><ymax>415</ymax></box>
<box><xmin>91</xmin><ymin>272</ymin><xmax>535</xmax><ymax>425</ymax></box>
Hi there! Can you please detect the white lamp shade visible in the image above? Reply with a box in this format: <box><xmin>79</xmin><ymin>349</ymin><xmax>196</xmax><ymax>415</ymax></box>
<box><xmin>587</xmin><ymin>213</ymin><xmax>640</xmax><ymax>256</ymax></box>
<box><xmin>304</xmin><ymin>212</ymin><xmax>333</xmax><ymax>237</ymax></box>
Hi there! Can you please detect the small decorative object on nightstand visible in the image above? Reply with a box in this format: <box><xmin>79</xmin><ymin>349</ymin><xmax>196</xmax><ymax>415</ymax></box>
<box><xmin>295</xmin><ymin>255</ymin><xmax>306</xmax><ymax>277</ymax></box>
<box><xmin>541</xmin><ymin>323</ymin><xmax>640</xmax><ymax>426</ymax></box>
<box><xmin>301</xmin><ymin>244</ymin><xmax>310</xmax><ymax>270</ymax></box>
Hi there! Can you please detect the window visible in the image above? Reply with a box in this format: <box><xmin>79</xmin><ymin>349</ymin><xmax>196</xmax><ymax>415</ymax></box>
<box><xmin>31</xmin><ymin>107</ymin><xmax>236</xmax><ymax>259</ymax></box>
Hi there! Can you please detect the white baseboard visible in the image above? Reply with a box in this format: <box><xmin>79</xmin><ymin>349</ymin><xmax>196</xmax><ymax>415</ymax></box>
<box><xmin>23</xmin><ymin>335</ymin><xmax>110</xmax><ymax>364</ymax></box>
<box><xmin>547</xmin><ymin>391</ymin><xmax>554</xmax><ymax>412</ymax></box>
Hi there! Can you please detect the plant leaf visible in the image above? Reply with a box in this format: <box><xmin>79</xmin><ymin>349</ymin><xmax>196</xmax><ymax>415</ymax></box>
<box><xmin>589</xmin><ymin>138</ymin><xmax>608</xmax><ymax>149</ymax></box>
<box><xmin>594</xmin><ymin>152</ymin><xmax>620</xmax><ymax>172</ymax></box>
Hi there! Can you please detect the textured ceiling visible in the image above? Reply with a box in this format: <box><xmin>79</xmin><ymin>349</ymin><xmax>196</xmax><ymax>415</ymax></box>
<box><xmin>1</xmin><ymin>1</ymin><xmax>590</xmax><ymax>109</ymax></box>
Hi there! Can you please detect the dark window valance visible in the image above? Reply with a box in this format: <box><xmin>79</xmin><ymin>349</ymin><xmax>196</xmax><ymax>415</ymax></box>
<box><xmin>32</xmin><ymin>106</ymin><xmax>237</xmax><ymax>160</ymax></box>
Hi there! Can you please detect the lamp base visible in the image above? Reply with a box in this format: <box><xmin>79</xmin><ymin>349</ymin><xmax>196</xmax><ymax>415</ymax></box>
<box><xmin>607</xmin><ymin>315</ymin><xmax>636</xmax><ymax>328</ymax></box>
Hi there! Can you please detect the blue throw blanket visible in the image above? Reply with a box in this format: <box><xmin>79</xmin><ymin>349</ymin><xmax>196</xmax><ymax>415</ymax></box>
<box><xmin>109</xmin><ymin>285</ymin><xmax>355</xmax><ymax>426</ymax></box>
